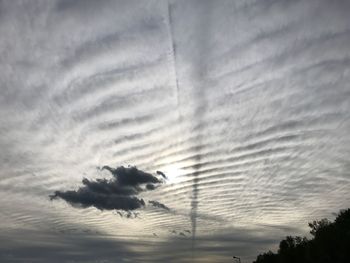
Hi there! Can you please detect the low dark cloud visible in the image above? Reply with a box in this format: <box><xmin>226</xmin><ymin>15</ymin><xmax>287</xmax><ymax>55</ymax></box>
<box><xmin>156</xmin><ymin>170</ymin><xmax>168</xmax><ymax>179</ymax></box>
<box><xmin>50</xmin><ymin>166</ymin><xmax>167</xmax><ymax>213</ymax></box>
<box><xmin>148</xmin><ymin>200</ymin><xmax>170</xmax><ymax>211</ymax></box>
<box><xmin>116</xmin><ymin>210</ymin><xmax>140</xmax><ymax>219</ymax></box>
<box><xmin>179</xmin><ymin>232</ymin><xmax>187</xmax><ymax>237</ymax></box>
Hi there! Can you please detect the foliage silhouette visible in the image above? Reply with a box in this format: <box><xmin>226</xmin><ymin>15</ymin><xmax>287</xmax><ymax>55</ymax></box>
<box><xmin>253</xmin><ymin>208</ymin><xmax>350</xmax><ymax>263</ymax></box>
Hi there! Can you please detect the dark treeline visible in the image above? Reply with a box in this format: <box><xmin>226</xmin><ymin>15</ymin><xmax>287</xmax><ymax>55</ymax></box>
<box><xmin>253</xmin><ymin>208</ymin><xmax>350</xmax><ymax>263</ymax></box>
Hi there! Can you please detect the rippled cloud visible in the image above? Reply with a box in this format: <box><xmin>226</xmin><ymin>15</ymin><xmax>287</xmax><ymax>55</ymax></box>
<box><xmin>50</xmin><ymin>166</ymin><xmax>167</xmax><ymax>213</ymax></box>
<box><xmin>1</xmin><ymin>0</ymin><xmax>350</xmax><ymax>262</ymax></box>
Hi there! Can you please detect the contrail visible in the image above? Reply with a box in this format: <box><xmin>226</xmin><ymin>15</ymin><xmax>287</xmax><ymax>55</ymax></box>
<box><xmin>165</xmin><ymin>2</ymin><xmax>199</xmax><ymax>254</ymax></box>
<box><xmin>165</xmin><ymin>1</ymin><xmax>213</xmax><ymax>260</ymax></box>
<box><xmin>165</xmin><ymin>0</ymin><xmax>180</xmax><ymax>114</ymax></box>
<box><xmin>190</xmin><ymin>169</ymin><xmax>200</xmax><ymax>257</ymax></box>
<box><xmin>188</xmin><ymin>1</ymin><xmax>213</xmax><ymax>260</ymax></box>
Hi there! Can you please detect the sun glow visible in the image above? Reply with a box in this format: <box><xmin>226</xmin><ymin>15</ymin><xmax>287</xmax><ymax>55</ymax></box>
<box><xmin>159</xmin><ymin>163</ymin><xmax>186</xmax><ymax>184</ymax></box>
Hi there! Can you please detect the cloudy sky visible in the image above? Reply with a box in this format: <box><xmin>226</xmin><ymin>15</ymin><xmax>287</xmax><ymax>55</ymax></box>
<box><xmin>1</xmin><ymin>0</ymin><xmax>350</xmax><ymax>262</ymax></box>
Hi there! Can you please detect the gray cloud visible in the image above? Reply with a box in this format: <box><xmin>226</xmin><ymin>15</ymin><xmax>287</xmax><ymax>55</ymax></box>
<box><xmin>148</xmin><ymin>200</ymin><xmax>170</xmax><ymax>211</ymax></box>
<box><xmin>156</xmin><ymin>170</ymin><xmax>167</xmax><ymax>179</ymax></box>
<box><xmin>0</xmin><ymin>229</ymin><xmax>142</xmax><ymax>263</ymax></box>
<box><xmin>50</xmin><ymin>166</ymin><xmax>167</xmax><ymax>213</ymax></box>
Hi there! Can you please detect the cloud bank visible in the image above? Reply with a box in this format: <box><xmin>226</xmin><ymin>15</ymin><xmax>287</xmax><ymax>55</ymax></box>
<box><xmin>50</xmin><ymin>166</ymin><xmax>167</xmax><ymax>212</ymax></box>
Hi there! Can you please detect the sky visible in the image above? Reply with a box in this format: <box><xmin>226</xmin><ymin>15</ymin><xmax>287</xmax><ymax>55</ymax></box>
<box><xmin>1</xmin><ymin>0</ymin><xmax>350</xmax><ymax>262</ymax></box>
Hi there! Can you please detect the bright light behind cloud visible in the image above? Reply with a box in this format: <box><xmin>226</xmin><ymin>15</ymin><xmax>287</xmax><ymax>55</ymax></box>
<box><xmin>161</xmin><ymin>163</ymin><xmax>186</xmax><ymax>184</ymax></box>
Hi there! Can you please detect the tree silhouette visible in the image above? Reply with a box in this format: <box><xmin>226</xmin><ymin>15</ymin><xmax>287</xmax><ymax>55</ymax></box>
<box><xmin>252</xmin><ymin>208</ymin><xmax>350</xmax><ymax>263</ymax></box>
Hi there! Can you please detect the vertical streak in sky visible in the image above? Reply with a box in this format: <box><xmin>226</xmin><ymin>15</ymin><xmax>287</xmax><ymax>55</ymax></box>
<box><xmin>190</xmin><ymin>170</ymin><xmax>200</xmax><ymax>259</ymax></box>
<box><xmin>189</xmin><ymin>1</ymin><xmax>213</xmax><ymax>259</ymax></box>
<box><xmin>165</xmin><ymin>0</ymin><xmax>181</xmax><ymax>115</ymax></box>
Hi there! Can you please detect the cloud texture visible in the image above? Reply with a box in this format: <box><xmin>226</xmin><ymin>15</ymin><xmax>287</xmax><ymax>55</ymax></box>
<box><xmin>1</xmin><ymin>0</ymin><xmax>350</xmax><ymax>262</ymax></box>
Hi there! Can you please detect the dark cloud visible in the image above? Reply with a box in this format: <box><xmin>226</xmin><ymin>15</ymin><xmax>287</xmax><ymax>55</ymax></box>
<box><xmin>115</xmin><ymin>210</ymin><xmax>140</xmax><ymax>219</ymax></box>
<box><xmin>146</xmin><ymin>183</ymin><xmax>157</xmax><ymax>190</ymax></box>
<box><xmin>156</xmin><ymin>170</ymin><xmax>167</xmax><ymax>179</ymax></box>
<box><xmin>50</xmin><ymin>166</ymin><xmax>167</xmax><ymax>213</ymax></box>
<box><xmin>170</xmin><ymin>229</ymin><xmax>191</xmax><ymax>238</ymax></box>
<box><xmin>148</xmin><ymin>200</ymin><xmax>170</xmax><ymax>211</ymax></box>
<box><xmin>179</xmin><ymin>232</ymin><xmax>187</xmax><ymax>237</ymax></box>
<box><xmin>100</xmin><ymin>166</ymin><xmax>161</xmax><ymax>186</ymax></box>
